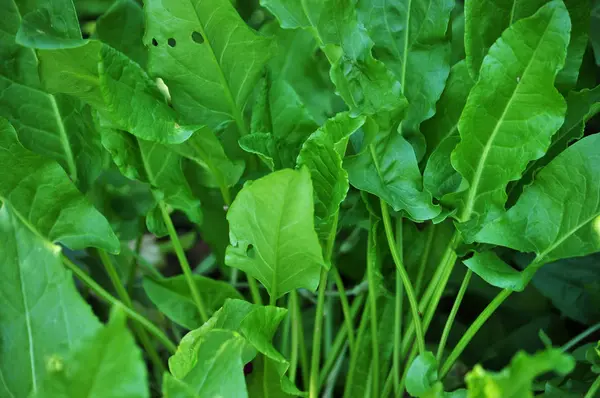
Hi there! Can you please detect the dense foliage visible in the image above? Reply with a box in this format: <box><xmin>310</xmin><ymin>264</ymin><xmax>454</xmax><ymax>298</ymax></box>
<box><xmin>2</xmin><ymin>0</ymin><xmax>600</xmax><ymax>397</ymax></box>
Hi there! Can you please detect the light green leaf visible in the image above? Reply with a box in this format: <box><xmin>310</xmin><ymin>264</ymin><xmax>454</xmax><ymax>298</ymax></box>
<box><xmin>143</xmin><ymin>275</ymin><xmax>243</xmax><ymax>330</ymax></box>
<box><xmin>169</xmin><ymin>126</ymin><xmax>245</xmax><ymax>190</ymax></box>
<box><xmin>225</xmin><ymin>168</ymin><xmax>325</xmax><ymax>299</ymax></box>
<box><xmin>508</xmin><ymin>84</ymin><xmax>600</xmax><ymax>202</ymax></box>
<box><xmin>465</xmin><ymin>348</ymin><xmax>575</xmax><ymax>397</ymax></box>
<box><xmin>239</xmin><ymin>133</ymin><xmax>277</xmax><ymax>170</ymax></box>
<box><xmin>463</xmin><ymin>251</ymin><xmax>528</xmax><ymax>291</ymax></box>
<box><xmin>0</xmin><ymin>204</ymin><xmax>101</xmax><ymax>398</ymax></box>
<box><xmin>143</xmin><ymin>0</ymin><xmax>273</xmax><ymax>133</ymax></box>
<box><xmin>37</xmin><ymin>40</ymin><xmax>193</xmax><ymax>144</ymax></box>
<box><xmin>448</xmin><ymin>1</ymin><xmax>570</xmax><ymax>239</ymax></box>
<box><xmin>96</xmin><ymin>120</ymin><xmax>202</xmax><ymax>236</ymax></box>
<box><xmin>345</xmin><ymin>131</ymin><xmax>441</xmax><ymax>221</ymax></box>
<box><xmin>35</xmin><ymin>308</ymin><xmax>148</xmax><ymax>398</ymax></box>
<box><xmin>16</xmin><ymin>0</ymin><xmax>83</xmax><ymax>49</ymax></box>
<box><xmin>406</xmin><ymin>352</ymin><xmax>439</xmax><ymax>397</ymax></box>
<box><xmin>0</xmin><ymin>1</ymin><xmax>103</xmax><ymax>190</ymax></box>
<box><xmin>297</xmin><ymin>113</ymin><xmax>366</xmax><ymax>239</ymax></box>
<box><xmin>475</xmin><ymin>133</ymin><xmax>600</xmax><ymax>275</ymax></box>
<box><xmin>0</xmin><ymin>118</ymin><xmax>119</xmax><ymax>252</ymax></box>
<box><xmin>357</xmin><ymin>0</ymin><xmax>455</xmax><ymax>156</ymax></box>
<box><xmin>165</xmin><ymin>330</ymin><xmax>249</xmax><ymax>398</ymax></box>
<box><xmin>95</xmin><ymin>0</ymin><xmax>148</xmax><ymax>68</ymax></box>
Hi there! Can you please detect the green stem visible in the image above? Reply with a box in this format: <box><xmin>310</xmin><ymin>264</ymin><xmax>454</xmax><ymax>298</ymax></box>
<box><xmin>436</xmin><ymin>269</ymin><xmax>472</xmax><ymax>363</ymax></box>
<box><xmin>561</xmin><ymin>322</ymin><xmax>600</xmax><ymax>352</ymax></box>
<box><xmin>367</xmin><ymin>219</ymin><xmax>380</xmax><ymax>397</ymax></box>
<box><xmin>415</xmin><ymin>224</ymin><xmax>435</xmax><ymax>297</ymax></box>
<box><xmin>325</xmin><ymin>280</ymin><xmax>334</xmax><ymax>357</ymax></box>
<box><xmin>344</xmin><ymin>300</ymin><xmax>371</xmax><ymax>398</ymax></box>
<box><xmin>289</xmin><ymin>292</ymin><xmax>300</xmax><ymax>382</ymax></box>
<box><xmin>332</xmin><ymin>266</ymin><xmax>356</xmax><ymax>353</ymax></box>
<box><xmin>309</xmin><ymin>268</ymin><xmax>329</xmax><ymax>398</ymax></box>
<box><xmin>62</xmin><ymin>255</ymin><xmax>176</xmax><ymax>353</ymax></box>
<box><xmin>247</xmin><ymin>275</ymin><xmax>263</xmax><ymax>305</ymax></box>
<box><xmin>158</xmin><ymin>201</ymin><xmax>209</xmax><ymax>323</ymax></box>
<box><xmin>319</xmin><ymin>294</ymin><xmax>365</xmax><ymax>385</ymax></box>
<box><xmin>440</xmin><ymin>288</ymin><xmax>512</xmax><ymax>378</ymax></box>
<box><xmin>126</xmin><ymin>232</ymin><xmax>144</xmax><ymax>295</ymax></box>
<box><xmin>585</xmin><ymin>375</ymin><xmax>600</xmax><ymax>398</ymax></box>
<box><xmin>296</xmin><ymin>292</ymin><xmax>310</xmax><ymax>390</ymax></box>
<box><xmin>393</xmin><ymin>218</ymin><xmax>404</xmax><ymax>396</ymax></box>
<box><xmin>380</xmin><ymin>199</ymin><xmax>425</xmax><ymax>355</ymax></box>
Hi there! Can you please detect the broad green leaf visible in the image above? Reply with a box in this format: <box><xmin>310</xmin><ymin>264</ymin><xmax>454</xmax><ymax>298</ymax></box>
<box><xmin>0</xmin><ymin>204</ymin><xmax>101</xmax><ymax>398</ymax></box>
<box><xmin>463</xmin><ymin>251</ymin><xmax>529</xmax><ymax>291</ymax></box>
<box><xmin>169</xmin><ymin>126</ymin><xmax>245</xmax><ymax>190</ymax></box>
<box><xmin>239</xmin><ymin>133</ymin><xmax>277</xmax><ymax>170</ymax></box>
<box><xmin>0</xmin><ymin>1</ymin><xmax>103</xmax><ymax>190</ymax></box>
<box><xmin>345</xmin><ymin>131</ymin><xmax>441</xmax><ymax>222</ymax></box>
<box><xmin>95</xmin><ymin>0</ymin><xmax>148</xmax><ymax>68</ymax></box>
<box><xmin>35</xmin><ymin>308</ymin><xmax>148</xmax><ymax>398</ymax></box>
<box><xmin>465</xmin><ymin>0</ymin><xmax>585</xmax><ymax>89</ymax></box>
<box><xmin>143</xmin><ymin>275</ymin><xmax>243</xmax><ymax>330</ymax></box>
<box><xmin>508</xmin><ymin>84</ymin><xmax>600</xmax><ymax>202</ymax></box>
<box><xmin>357</xmin><ymin>0</ymin><xmax>455</xmax><ymax>157</ymax></box>
<box><xmin>96</xmin><ymin>120</ymin><xmax>202</xmax><ymax>236</ymax></box>
<box><xmin>424</xmin><ymin>135</ymin><xmax>462</xmax><ymax>200</ymax></box>
<box><xmin>297</xmin><ymin>113</ymin><xmax>366</xmax><ymax>239</ymax></box>
<box><xmin>406</xmin><ymin>352</ymin><xmax>439</xmax><ymax>397</ymax></box>
<box><xmin>448</xmin><ymin>1</ymin><xmax>570</xmax><ymax>239</ymax></box>
<box><xmin>465</xmin><ymin>348</ymin><xmax>575</xmax><ymax>397</ymax></box>
<box><xmin>450</xmin><ymin>4</ymin><xmax>466</xmax><ymax>65</ymax></box>
<box><xmin>0</xmin><ymin>118</ymin><xmax>119</xmax><ymax>252</ymax></box>
<box><xmin>143</xmin><ymin>0</ymin><xmax>273</xmax><ymax>132</ymax></box>
<box><xmin>225</xmin><ymin>168</ymin><xmax>325</xmax><ymax>299</ymax></box>
<box><xmin>37</xmin><ymin>40</ymin><xmax>193</xmax><ymax>144</ymax></box>
<box><xmin>16</xmin><ymin>0</ymin><xmax>83</xmax><ymax>49</ymax></box>
<box><xmin>475</xmin><ymin>133</ymin><xmax>600</xmax><ymax>276</ymax></box>
<box><xmin>165</xmin><ymin>330</ymin><xmax>248</xmax><ymax>398</ymax></box>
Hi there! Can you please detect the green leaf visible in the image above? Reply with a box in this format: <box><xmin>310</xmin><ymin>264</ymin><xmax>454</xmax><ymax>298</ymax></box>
<box><xmin>448</xmin><ymin>1</ymin><xmax>570</xmax><ymax>239</ymax></box>
<box><xmin>165</xmin><ymin>330</ymin><xmax>249</xmax><ymax>398</ymax></box>
<box><xmin>225</xmin><ymin>168</ymin><xmax>325</xmax><ymax>299</ymax></box>
<box><xmin>345</xmin><ymin>130</ymin><xmax>441</xmax><ymax>221</ymax></box>
<box><xmin>16</xmin><ymin>0</ymin><xmax>83</xmax><ymax>49</ymax></box>
<box><xmin>508</xmin><ymin>84</ymin><xmax>600</xmax><ymax>202</ymax></box>
<box><xmin>0</xmin><ymin>1</ymin><xmax>103</xmax><ymax>190</ymax></box>
<box><xmin>239</xmin><ymin>133</ymin><xmax>277</xmax><ymax>170</ymax></box>
<box><xmin>169</xmin><ymin>126</ymin><xmax>245</xmax><ymax>190</ymax></box>
<box><xmin>96</xmin><ymin>119</ymin><xmax>202</xmax><ymax>236</ymax></box>
<box><xmin>466</xmin><ymin>0</ymin><xmax>587</xmax><ymax>91</ymax></box>
<box><xmin>297</xmin><ymin>112</ymin><xmax>366</xmax><ymax>239</ymax></box>
<box><xmin>464</xmin><ymin>251</ymin><xmax>529</xmax><ymax>291</ymax></box>
<box><xmin>475</xmin><ymin>133</ymin><xmax>600</xmax><ymax>279</ymax></box>
<box><xmin>356</xmin><ymin>0</ymin><xmax>455</xmax><ymax>156</ymax></box>
<box><xmin>37</xmin><ymin>40</ymin><xmax>194</xmax><ymax>144</ymax></box>
<box><xmin>95</xmin><ymin>0</ymin><xmax>148</xmax><ymax>68</ymax></box>
<box><xmin>0</xmin><ymin>204</ymin><xmax>101</xmax><ymax>398</ymax></box>
<box><xmin>143</xmin><ymin>0</ymin><xmax>273</xmax><ymax>133</ymax></box>
<box><xmin>406</xmin><ymin>352</ymin><xmax>439</xmax><ymax>397</ymax></box>
<box><xmin>143</xmin><ymin>274</ymin><xmax>243</xmax><ymax>330</ymax></box>
<box><xmin>0</xmin><ymin>118</ymin><xmax>119</xmax><ymax>252</ymax></box>
<box><xmin>465</xmin><ymin>348</ymin><xmax>575</xmax><ymax>397</ymax></box>
<box><xmin>35</xmin><ymin>308</ymin><xmax>149</xmax><ymax>398</ymax></box>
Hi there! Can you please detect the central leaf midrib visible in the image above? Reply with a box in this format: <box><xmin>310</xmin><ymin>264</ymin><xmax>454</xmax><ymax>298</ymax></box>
<box><xmin>461</xmin><ymin>11</ymin><xmax>555</xmax><ymax>222</ymax></box>
<box><xmin>48</xmin><ymin>95</ymin><xmax>77</xmax><ymax>183</ymax></box>
<box><xmin>188</xmin><ymin>2</ymin><xmax>249</xmax><ymax>137</ymax></box>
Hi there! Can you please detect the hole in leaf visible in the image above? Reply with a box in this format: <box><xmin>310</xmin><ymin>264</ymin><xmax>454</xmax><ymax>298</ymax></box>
<box><xmin>192</xmin><ymin>31</ymin><xmax>204</xmax><ymax>44</ymax></box>
<box><xmin>168</xmin><ymin>38</ymin><xmax>176</xmax><ymax>47</ymax></box>
<box><xmin>152</xmin><ymin>38</ymin><xmax>158</xmax><ymax>46</ymax></box>
<box><xmin>246</xmin><ymin>244</ymin><xmax>256</xmax><ymax>259</ymax></box>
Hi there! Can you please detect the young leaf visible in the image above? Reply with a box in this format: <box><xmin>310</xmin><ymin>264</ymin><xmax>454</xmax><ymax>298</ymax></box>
<box><xmin>448</xmin><ymin>0</ymin><xmax>570</xmax><ymax>239</ymax></box>
<box><xmin>406</xmin><ymin>352</ymin><xmax>439</xmax><ymax>397</ymax></box>
<box><xmin>225</xmin><ymin>168</ymin><xmax>325</xmax><ymax>299</ymax></box>
<box><xmin>475</xmin><ymin>133</ymin><xmax>600</xmax><ymax>272</ymax></box>
<box><xmin>0</xmin><ymin>118</ymin><xmax>119</xmax><ymax>252</ymax></box>
<box><xmin>465</xmin><ymin>348</ymin><xmax>575</xmax><ymax>397</ymax></box>
<box><xmin>143</xmin><ymin>275</ymin><xmax>243</xmax><ymax>330</ymax></box>
<box><xmin>357</xmin><ymin>0</ymin><xmax>455</xmax><ymax>157</ymax></box>
<box><xmin>37</xmin><ymin>40</ymin><xmax>193</xmax><ymax>144</ymax></box>
<box><xmin>297</xmin><ymin>112</ymin><xmax>366</xmax><ymax>239</ymax></box>
<box><xmin>35</xmin><ymin>308</ymin><xmax>149</xmax><ymax>398</ymax></box>
<box><xmin>465</xmin><ymin>0</ymin><xmax>586</xmax><ymax>90</ymax></box>
<box><xmin>0</xmin><ymin>1</ymin><xmax>103</xmax><ymax>190</ymax></box>
<box><xmin>165</xmin><ymin>330</ymin><xmax>249</xmax><ymax>398</ymax></box>
<box><xmin>143</xmin><ymin>0</ymin><xmax>273</xmax><ymax>133</ymax></box>
<box><xmin>345</xmin><ymin>131</ymin><xmax>441</xmax><ymax>222</ymax></box>
<box><xmin>0</xmin><ymin>204</ymin><xmax>101</xmax><ymax>398</ymax></box>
